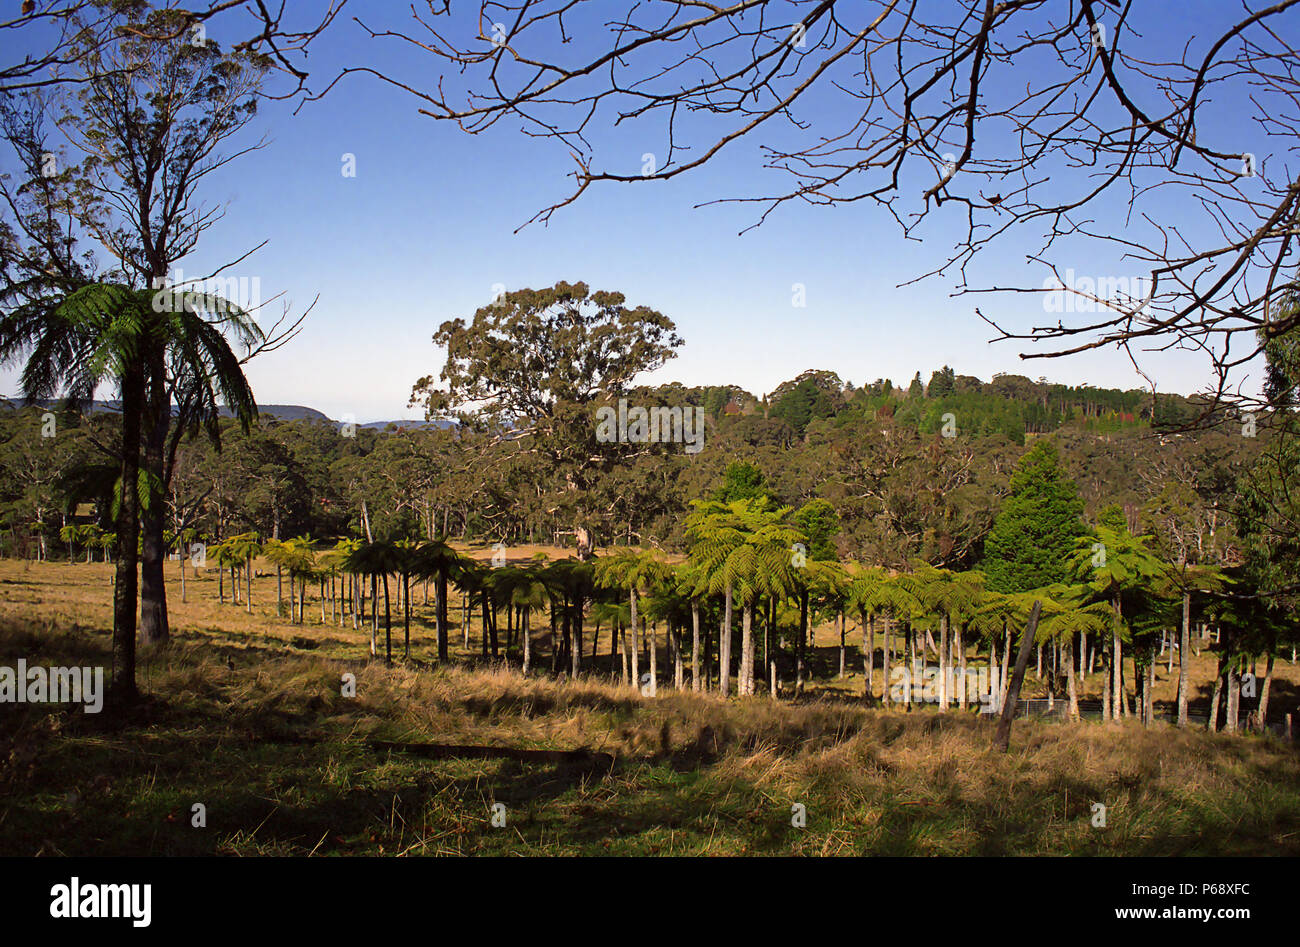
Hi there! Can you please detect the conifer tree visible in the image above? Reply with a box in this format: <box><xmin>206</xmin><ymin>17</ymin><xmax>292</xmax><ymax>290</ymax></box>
<box><xmin>983</xmin><ymin>441</ymin><xmax>1086</xmax><ymax>593</ymax></box>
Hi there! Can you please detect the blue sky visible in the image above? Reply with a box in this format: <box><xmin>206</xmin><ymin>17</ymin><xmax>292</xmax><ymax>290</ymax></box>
<box><xmin>2</xmin><ymin>1</ymin><xmax>1277</xmax><ymax>421</ymax></box>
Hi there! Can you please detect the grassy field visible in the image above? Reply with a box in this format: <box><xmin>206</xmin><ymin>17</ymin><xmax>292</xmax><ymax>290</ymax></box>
<box><xmin>2</xmin><ymin>556</ymin><xmax>1299</xmax><ymax>855</ymax></box>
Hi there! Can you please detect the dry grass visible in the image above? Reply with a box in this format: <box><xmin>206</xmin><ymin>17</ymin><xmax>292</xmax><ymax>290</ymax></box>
<box><xmin>1</xmin><ymin>559</ymin><xmax>1298</xmax><ymax>856</ymax></box>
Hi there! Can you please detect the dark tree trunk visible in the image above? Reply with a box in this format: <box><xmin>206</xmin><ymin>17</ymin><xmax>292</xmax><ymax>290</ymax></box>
<box><xmin>436</xmin><ymin>568</ymin><xmax>449</xmax><ymax>662</ymax></box>
<box><xmin>108</xmin><ymin>364</ymin><xmax>145</xmax><ymax>708</ymax></box>
<box><xmin>383</xmin><ymin>574</ymin><xmax>392</xmax><ymax>666</ymax></box>
<box><xmin>403</xmin><ymin>573</ymin><xmax>412</xmax><ymax>658</ymax></box>
<box><xmin>138</xmin><ymin>341</ymin><xmax>170</xmax><ymax>647</ymax></box>
<box><xmin>691</xmin><ymin>599</ymin><xmax>701</xmax><ymax>693</ymax></box>
<box><xmin>995</xmin><ymin>600</ymin><xmax>1042</xmax><ymax>752</ymax></box>
<box><xmin>1177</xmin><ymin>591</ymin><xmax>1191</xmax><ymax>727</ymax></box>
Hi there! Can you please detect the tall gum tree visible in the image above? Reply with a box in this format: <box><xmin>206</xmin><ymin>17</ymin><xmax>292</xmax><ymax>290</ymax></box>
<box><xmin>410</xmin><ymin>281</ymin><xmax>683</xmax><ymax>555</ymax></box>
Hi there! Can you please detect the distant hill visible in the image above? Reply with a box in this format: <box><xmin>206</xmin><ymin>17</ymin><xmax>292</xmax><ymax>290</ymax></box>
<box><xmin>358</xmin><ymin>419</ymin><xmax>456</xmax><ymax>431</ymax></box>
<box><xmin>0</xmin><ymin>396</ymin><xmax>456</xmax><ymax>431</ymax></box>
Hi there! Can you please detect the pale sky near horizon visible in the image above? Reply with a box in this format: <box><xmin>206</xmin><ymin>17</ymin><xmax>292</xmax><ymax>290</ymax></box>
<box><xmin>0</xmin><ymin>1</ymin><xmax>1280</xmax><ymax>422</ymax></box>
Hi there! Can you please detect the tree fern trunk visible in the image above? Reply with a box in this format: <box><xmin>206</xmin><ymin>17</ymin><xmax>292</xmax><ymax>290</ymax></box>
<box><xmin>691</xmin><ymin>599</ymin><xmax>701</xmax><ymax>693</ymax></box>
<box><xmin>719</xmin><ymin>585</ymin><xmax>733</xmax><ymax>697</ymax></box>
<box><xmin>739</xmin><ymin>601</ymin><xmax>754</xmax><ymax>696</ymax></box>
<box><xmin>628</xmin><ymin>590</ymin><xmax>640</xmax><ymax>690</ymax></box>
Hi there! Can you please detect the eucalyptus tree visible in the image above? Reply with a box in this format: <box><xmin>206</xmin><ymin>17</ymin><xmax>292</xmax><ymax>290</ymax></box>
<box><xmin>409</xmin><ymin>281</ymin><xmax>683</xmax><ymax>553</ymax></box>
<box><xmin>0</xmin><ymin>9</ymin><xmax>283</xmax><ymax>648</ymax></box>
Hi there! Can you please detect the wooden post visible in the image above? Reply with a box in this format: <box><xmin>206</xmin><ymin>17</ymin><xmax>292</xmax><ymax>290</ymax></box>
<box><xmin>1286</xmin><ymin>713</ymin><xmax>1293</xmax><ymax>744</ymax></box>
<box><xmin>995</xmin><ymin>600</ymin><xmax>1042</xmax><ymax>752</ymax></box>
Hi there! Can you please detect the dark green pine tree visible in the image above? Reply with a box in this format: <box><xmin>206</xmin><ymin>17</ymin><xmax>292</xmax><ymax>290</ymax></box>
<box><xmin>983</xmin><ymin>440</ymin><xmax>1086</xmax><ymax>593</ymax></box>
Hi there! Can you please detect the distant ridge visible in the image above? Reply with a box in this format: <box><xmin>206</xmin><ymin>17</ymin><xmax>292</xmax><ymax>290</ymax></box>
<box><xmin>0</xmin><ymin>397</ymin><xmax>453</xmax><ymax>429</ymax></box>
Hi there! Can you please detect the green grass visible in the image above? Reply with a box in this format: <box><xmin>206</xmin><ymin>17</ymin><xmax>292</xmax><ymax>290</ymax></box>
<box><xmin>2</xmin><ymin>609</ymin><xmax>1299</xmax><ymax>856</ymax></box>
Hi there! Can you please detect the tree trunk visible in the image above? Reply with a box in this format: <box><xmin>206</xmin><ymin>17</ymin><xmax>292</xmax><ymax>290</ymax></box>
<box><xmin>691</xmin><ymin>599</ymin><xmax>701</xmax><ymax>693</ymax></box>
<box><xmin>403</xmin><ymin>574</ymin><xmax>412</xmax><ymax>658</ymax></box>
<box><xmin>1177</xmin><ymin>591</ymin><xmax>1191</xmax><ymax>727</ymax></box>
<box><xmin>1206</xmin><ymin>652</ymin><xmax>1226</xmax><ymax>732</ymax></box>
<box><xmin>521</xmin><ymin>608</ymin><xmax>531</xmax><ymax>674</ymax></box>
<box><xmin>719</xmin><ymin>584</ymin><xmax>733</xmax><ymax>697</ymax></box>
<box><xmin>1144</xmin><ymin>644</ymin><xmax>1155</xmax><ymax>725</ymax></box>
<box><xmin>938</xmin><ymin>614</ymin><xmax>949</xmax><ymax>712</ymax></box>
<box><xmin>768</xmin><ymin>596</ymin><xmax>777</xmax><ymax>700</ymax></box>
<box><xmin>957</xmin><ymin>623</ymin><xmax>968</xmax><ymax>710</ymax></box>
<box><xmin>673</xmin><ymin>622</ymin><xmax>683</xmax><ymax>690</ymax></box>
<box><xmin>628</xmin><ymin>590</ymin><xmax>640</xmax><ymax>690</ymax></box>
<box><xmin>619</xmin><ymin>624</ymin><xmax>629</xmax><ymax>685</ymax></box>
<box><xmin>1225</xmin><ymin>656</ymin><xmax>1240</xmax><ymax>734</ymax></box>
<box><xmin>1000</xmin><ymin>623</ymin><xmax>1011</xmax><ymax>708</ymax></box>
<box><xmin>1064</xmin><ymin>633</ymin><xmax>1079</xmax><ymax>721</ymax></box>
<box><xmin>739</xmin><ymin>601</ymin><xmax>754</xmax><ymax>697</ymax></box>
<box><xmin>138</xmin><ymin>354</ymin><xmax>170</xmax><ymax>647</ymax></box>
<box><xmin>994</xmin><ymin>600</ymin><xmax>1042</xmax><ymax>751</ymax></box>
<box><xmin>382</xmin><ymin>574</ymin><xmax>392</xmax><ymax>665</ymax></box>
<box><xmin>838</xmin><ymin>611</ymin><xmax>846</xmax><ymax>680</ymax></box>
<box><xmin>1112</xmin><ymin>592</ymin><xmax>1123</xmax><ymax>721</ymax></box>
<box><xmin>881</xmin><ymin>614</ymin><xmax>892</xmax><ymax>709</ymax></box>
<box><xmin>1256</xmin><ymin>651</ymin><xmax>1274</xmax><ymax>731</ymax></box>
<box><xmin>108</xmin><ymin>364</ymin><xmax>145</xmax><ymax>708</ymax></box>
<box><xmin>1102</xmin><ymin>651</ymin><xmax>1112</xmax><ymax>722</ymax></box>
<box><xmin>647</xmin><ymin>618</ymin><xmax>658</xmax><ymax>696</ymax></box>
<box><xmin>369</xmin><ymin>575</ymin><xmax>378</xmax><ymax>657</ymax></box>
<box><xmin>796</xmin><ymin>589</ymin><xmax>808</xmax><ymax>696</ymax></box>
<box><xmin>571</xmin><ymin>596</ymin><xmax>583</xmax><ymax>679</ymax></box>
<box><xmin>436</xmin><ymin>569</ymin><xmax>449</xmax><ymax>662</ymax></box>
<box><xmin>865</xmin><ymin>613</ymin><xmax>876</xmax><ymax>702</ymax></box>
